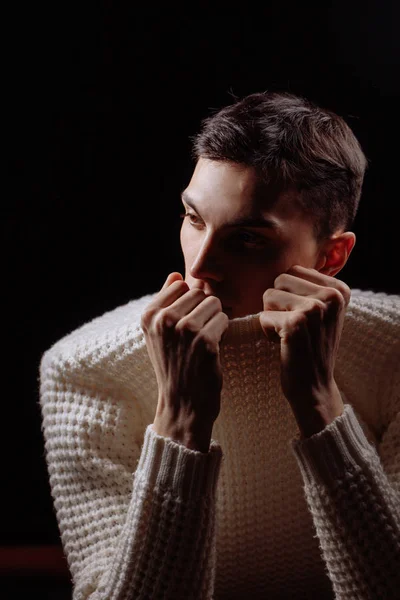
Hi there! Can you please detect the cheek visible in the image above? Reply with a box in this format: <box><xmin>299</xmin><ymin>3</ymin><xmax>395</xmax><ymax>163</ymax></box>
<box><xmin>286</xmin><ymin>228</ymin><xmax>319</xmax><ymax>265</ymax></box>
<box><xmin>180</xmin><ymin>227</ymin><xmax>198</xmax><ymax>264</ymax></box>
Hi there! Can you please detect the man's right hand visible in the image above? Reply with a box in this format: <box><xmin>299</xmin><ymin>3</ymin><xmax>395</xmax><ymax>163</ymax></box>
<box><xmin>140</xmin><ymin>272</ymin><xmax>229</xmax><ymax>452</ymax></box>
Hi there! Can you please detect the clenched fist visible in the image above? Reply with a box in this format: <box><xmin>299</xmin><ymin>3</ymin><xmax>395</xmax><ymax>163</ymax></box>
<box><xmin>259</xmin><ymin>265</ymin><xmax>351</xmax><ymax>438</ymax></box>
<box><xmin>141</xmin><ymin>272</ymin><xmax>229</xmax><ymax>452</ymax></box>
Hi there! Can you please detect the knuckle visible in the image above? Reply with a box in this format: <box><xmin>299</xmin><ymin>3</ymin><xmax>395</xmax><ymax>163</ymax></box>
<box><xmin>175</xmin><ymin>319</ymin><xmax>198</xmax><ymax>335</ymax></box>
<box><xmin>140</xmin><ymin>307</ymin><xmax>156</xmax><ymax>329</ymax></box>
<box><xmin>306</xmin><ymin>298</ymin><xmax>325</xmax><ymax>315</ymax></box>
<box><xmin>221</xmin><ymin>312</ymin><xmax>229</xmax><ymax>327</ymax></box>
<box><xmin>326</xmin><ymin>287</ymin><xmax>346</xmax><ymax>309</ymax></box>
<box><xmin>263</xmin><ymin>288</ymin><xmax>275</xmax><ymax>302</ymax></box>
<box><xmin>155</xmin><ymin>310</ymin><xmax>177</xmax><ymax>331</ymax></box>
<box><xmin>339</xmin><ymin>282</ymin><xmax>351</xmax><ymax>305</ymax></box>
<box><xmin>197</xmin><ymin>332</ymin><xmax>216</xmax><ymax>352</ymax></box>
<box><xmin>221</xmin><ymin>314</ymin><xmax>230</xmax><ymax>337</ymax></box>
<box><xmin>274</xmin><ymin>273</ymin><xmax>288</xmax><ymax>288</ymax></box>
<box><xmin>217</xmin><ymin>311</ymin><xmax>229</xmax><ymax>331</ymax></box>
<box><xmin>189</xmin><ymin>288</ymin><xmax>206</xmax><ymax>300</ymax></box>
<box><xmin>206</xmin><ymin>295</ymin><xmax>222</xmax><ymax>311</ymax></box>
<box><xmin>288</xmin><ymin>312</ymin><xmax>308</xmax><ymax>336</ymax></box>
<box><xmin>295</xmin><ymin>312</ymin><xmax>308</xmax><ymax>326</ymax></box>
<box><xmin>171</xmin><ymin>279</ymin><xmax>188</xmax><ymax>292</ymax></box>
<box><xmin>286</xmin><ymin>265</ymin><xmax>302</xmax><ymax>276</ymax></box>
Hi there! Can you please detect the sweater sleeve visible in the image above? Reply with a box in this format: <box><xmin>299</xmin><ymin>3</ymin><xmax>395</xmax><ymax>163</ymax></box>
<box><xmin>291</xmin><ymin>401</ymin><xmax>400</xmax><ymax>600</ymax></box>
<box><xmin>39</xmin><ymin>355</ymin><xmax>223</xmax><ymax>600</ymax></box>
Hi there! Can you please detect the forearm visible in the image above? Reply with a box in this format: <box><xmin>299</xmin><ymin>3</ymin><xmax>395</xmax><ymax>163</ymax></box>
<box><xmin>292</xmin><ymin>380</ymin><xmax>345</xmax><ymax>439</ymax></box>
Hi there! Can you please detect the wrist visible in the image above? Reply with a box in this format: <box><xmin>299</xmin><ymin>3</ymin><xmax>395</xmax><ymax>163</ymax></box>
<box><xmin>292</xmin><ymin>381</ymin><xmax>344</xmax><ymax>439</ymax></box>
<box><xmin>153</xmin><ymin>411</ymin><xmax>213</xmax><ymax>453</ymax></box>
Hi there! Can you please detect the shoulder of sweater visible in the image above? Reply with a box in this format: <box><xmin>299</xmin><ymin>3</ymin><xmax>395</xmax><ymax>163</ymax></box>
<box><xmin>341</xmin><ymin>287</ymin><xmax>400</xmax><ymax>365</ymax></box>
<box><xmin>349</xmin><ymin>287</ymin><xmax>400</xmax><ymax>313</ymax></box>
<box><xmin>346</xmin><ymin>288</ymin><xmax>400</xmax><ymax>337</ymax></box>
<box><xmin>40</xmin><ymin>291</ymin><xmax>157</xmax><ymax>377</ymax></box>
<box><xmin>337</xmin><ymin>288</ymin><xmax>400</xmax><ymax>435</ymax></box>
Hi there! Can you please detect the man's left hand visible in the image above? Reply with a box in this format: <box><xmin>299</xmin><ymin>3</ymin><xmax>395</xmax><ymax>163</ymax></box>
<box><xmin>259</xmin><ymin>265</ymin><xmax>351</xmax><ymax>438</ymax></box>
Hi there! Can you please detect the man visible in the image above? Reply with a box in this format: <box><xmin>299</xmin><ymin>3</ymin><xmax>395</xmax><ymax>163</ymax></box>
<box><xmin>39</xmin><ymin>92</ymin><xmax>400</xmax><ymax>599</ymax></box>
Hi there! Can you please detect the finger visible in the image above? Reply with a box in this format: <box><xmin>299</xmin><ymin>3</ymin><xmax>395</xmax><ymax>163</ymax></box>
<box><xmin>273</xmin><ymin>272</ymin><xmax>349</xmax><ymax>309</ymax></box>
<box><xmin>282</xmin><ymin>266</ymin><xmax>351</xmax><ymax>305</ymax></box>
<box><xmin>274</xmin><ymin>273</ymin><xmax>323</xmax><ymax>297</ymax></box>
<box><xmin>163</xmin><ymin>289</ymin><xmax>212</xmax><ymax>327</ymax></box>
<box><xmin>161</xmin><ymin>272</ymin><xmax>184</xmax><ymax>291</ymax></box>
<box><xmin>175</xmin><ymin>295</ymin><xmax>223</xmax><ymax>331</ymax></box>
<box><xmin>198</xmin><ymin>311</ymin><xmax>230</xmax><ymax>352</ymax></box>
<box><xmin>263</xmin><ymin>288</ymin><xmax>319</xmax><ymax>312</ymax></box>
<box><xmin>145</xmin><ymin>279</ymin><xmax>189</xmax><ymax>317</ymax></box>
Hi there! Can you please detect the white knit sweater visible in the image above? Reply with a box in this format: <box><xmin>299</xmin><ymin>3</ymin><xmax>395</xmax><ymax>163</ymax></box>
<box><xmin>39</xmin><ymin>288</ymin><xmax>400</xmax><ymax>600</ymax></box>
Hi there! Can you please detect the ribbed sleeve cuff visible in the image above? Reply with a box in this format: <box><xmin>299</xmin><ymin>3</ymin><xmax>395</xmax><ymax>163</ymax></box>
<box><xmin>291</xmin><ymin>403</ymin><xmax>376</xmax><ymax>488</ymax></box>
<box><xmin>135</xmin><ymin>424</ymin><xmax>223</xmax><ymax>501</ymax></box>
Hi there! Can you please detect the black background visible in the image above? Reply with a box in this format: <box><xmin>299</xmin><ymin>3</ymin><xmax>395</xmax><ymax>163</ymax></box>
<box><xmin>5</xmin><ymin>0</ymin><xmax>400</xmax><ymax>550</ymax></box>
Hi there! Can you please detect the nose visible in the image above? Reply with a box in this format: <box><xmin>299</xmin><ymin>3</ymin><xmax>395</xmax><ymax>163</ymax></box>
<box><xmin>189</xmin><ymin>237</ymin><xmax>224</xmax><ymax>282</ymax></box>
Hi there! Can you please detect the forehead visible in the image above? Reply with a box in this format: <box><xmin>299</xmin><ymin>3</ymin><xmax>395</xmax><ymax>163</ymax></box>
<box><xmin>187</xmin><ymin>159</ymin><xmax>260</xmax><ymax>209</ymax></box>
<box><xmin>185</xmin><ymin>158</ymin><xmax>302</xmax><ymax>220</ymax></box>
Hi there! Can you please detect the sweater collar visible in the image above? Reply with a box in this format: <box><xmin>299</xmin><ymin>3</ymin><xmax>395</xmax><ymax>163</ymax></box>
<box><xmin>221</xmin><ymin>312</ymin><xmax>265</xmax><ymax>346</ymax></box>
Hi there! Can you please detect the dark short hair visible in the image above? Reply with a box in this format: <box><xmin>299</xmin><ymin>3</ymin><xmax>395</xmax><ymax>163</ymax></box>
<box><xmin>192</xmin><ymin>92</ymin><xmax>368</xmax><ymax>242</ymax></box>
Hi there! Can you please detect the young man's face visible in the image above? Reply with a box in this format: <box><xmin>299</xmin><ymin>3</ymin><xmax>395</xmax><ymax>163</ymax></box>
<box><xmin>180</xmin><ymin>158</ymin><xmax>325</xmax><ymax>319</ymax></box>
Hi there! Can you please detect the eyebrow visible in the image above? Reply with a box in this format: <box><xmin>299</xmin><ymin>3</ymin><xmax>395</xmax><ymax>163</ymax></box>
<box><xmin>181</xmin><ymin>192</ymin><xmax>282</xmax><ymax>231</ymax></box>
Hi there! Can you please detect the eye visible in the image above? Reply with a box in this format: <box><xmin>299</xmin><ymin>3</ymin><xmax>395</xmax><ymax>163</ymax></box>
<box><xmin>180</xmin><ymin>213</ymin><xmax>267</xmax><ymax>249</ymax></box>
<box><xmin>233</xmin><ymin>231</ymin><xmax>262</xmax><ymax>247</ymax></box>
<box><xmin>179</xmin><ymin>212</ymin><xmax>202</xmax><ymax>226</ymax></box>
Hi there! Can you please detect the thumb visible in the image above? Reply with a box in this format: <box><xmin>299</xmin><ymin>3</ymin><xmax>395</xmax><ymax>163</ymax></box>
<box><xmin>161</xmin><ymin>272</ymin><xmax>184</xmax><ymax>291</ymax></box>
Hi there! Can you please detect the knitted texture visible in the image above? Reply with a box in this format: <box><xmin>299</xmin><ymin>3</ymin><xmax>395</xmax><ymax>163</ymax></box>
<box><xmin>39</xmin><ymin>289</ymin><xmax>400</xmax><ymax>599</ymax></box>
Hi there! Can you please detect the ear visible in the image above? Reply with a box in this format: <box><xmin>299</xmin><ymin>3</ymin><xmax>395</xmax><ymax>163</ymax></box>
<box><xmin>315</xmin><ymin>232</ymin><xmax>356</xmax><ymax>277</ymax></box>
